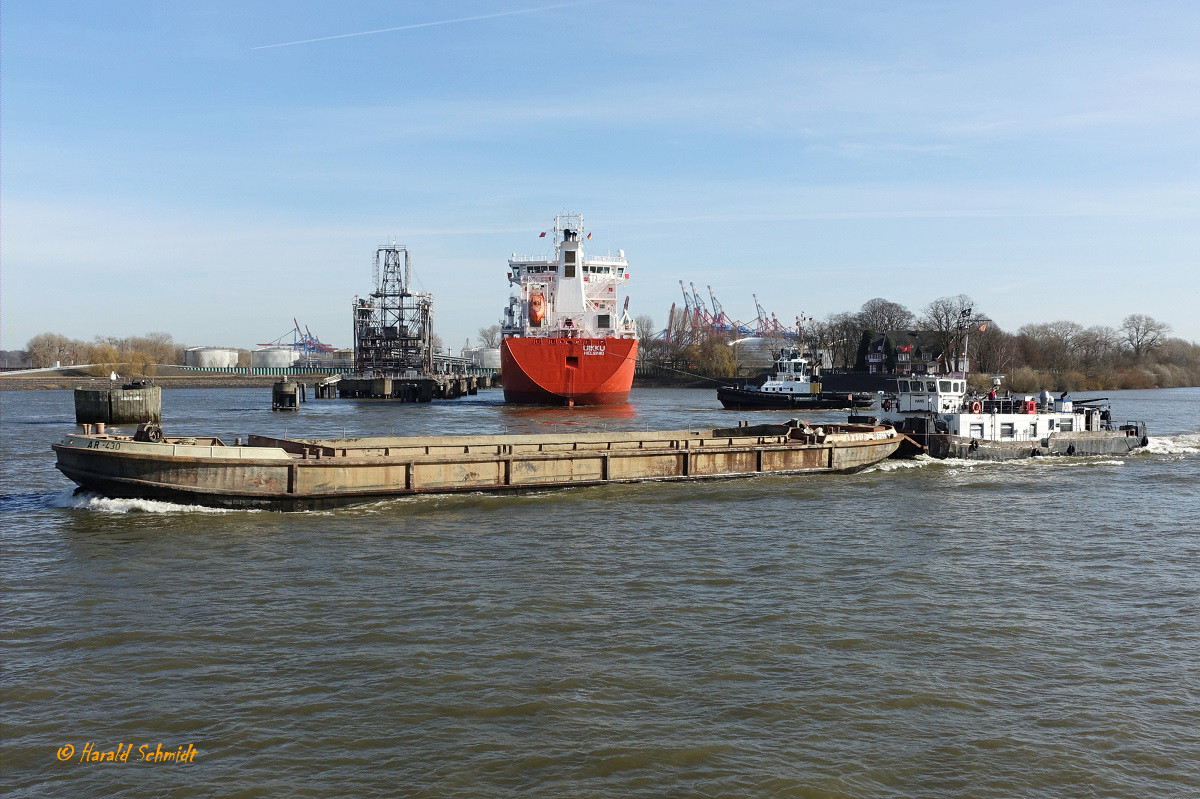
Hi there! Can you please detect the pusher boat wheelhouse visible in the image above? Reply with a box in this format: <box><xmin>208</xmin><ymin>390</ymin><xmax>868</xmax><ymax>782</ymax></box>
<box><xmin>866</xmin><ymin>374</ymin><xmax>1148</xmax><ymax>460</ymax></box>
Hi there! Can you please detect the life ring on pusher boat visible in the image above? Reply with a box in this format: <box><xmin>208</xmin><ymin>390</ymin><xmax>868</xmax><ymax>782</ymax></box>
<box><xmin>970</xmin><ymin>401</ymin><xmax>982</xmax><ymax>414</ymax></box>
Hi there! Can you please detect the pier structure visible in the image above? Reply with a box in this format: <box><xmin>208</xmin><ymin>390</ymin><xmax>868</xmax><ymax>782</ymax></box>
<box><xmin>331</xmin><ymin>242</ymin><xmax>490</xmax><ymax>402</ymax></box>
<box><xmin>74</xmin><ymin>382</ymin><xmax>162</xmax><ymax>425</ymax></box>
<box><xmin>353</xmin><ymin>243</ymin><xmax>434</xmax><ymax>375</ymax></box>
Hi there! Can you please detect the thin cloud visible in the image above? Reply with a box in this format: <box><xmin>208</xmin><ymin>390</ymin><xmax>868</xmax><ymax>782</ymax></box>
<box><xmin>252</xmin><ymin>2</ymin><xmax>598</xmax><ymax>50</ymax></box>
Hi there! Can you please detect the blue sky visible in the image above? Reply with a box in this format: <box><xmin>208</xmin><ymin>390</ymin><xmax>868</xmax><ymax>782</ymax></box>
<box><xmin>5</xmin><ymin>0</ymin><xmax>1199</xmax><ymax>352</ymax></box>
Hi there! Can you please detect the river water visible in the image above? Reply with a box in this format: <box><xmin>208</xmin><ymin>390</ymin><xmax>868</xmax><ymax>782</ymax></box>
<box><xmin>3</xmin><ymin>386</ymin><xmax>1199</xmax><ymax>798</ymax></box>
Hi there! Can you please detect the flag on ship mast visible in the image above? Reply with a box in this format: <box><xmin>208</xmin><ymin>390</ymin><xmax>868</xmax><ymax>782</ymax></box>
<box><xmin>586</xmin><ymin>232</ymin><xmax>592</xmax><ymax>239</ymax></box>
<box><xmin>538</xmin><ymin>231</ymin><xmax>546</xmax><ymax>237</ymax></box>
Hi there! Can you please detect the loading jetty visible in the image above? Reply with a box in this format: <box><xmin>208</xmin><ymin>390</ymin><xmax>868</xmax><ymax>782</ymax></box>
<box><xmin>330</xmin><ymin>242</ymin><xmax>493</xmax><ymax>403</ymax></box>
<box><xmin>53</xmin><ymin>420</ymin><xmax>904</xmax><ymax>510</ymax></box>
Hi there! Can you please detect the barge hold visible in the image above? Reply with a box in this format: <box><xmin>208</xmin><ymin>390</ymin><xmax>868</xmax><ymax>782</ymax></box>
<box><xmin>53</xmin><ymin>421</ymin><xmax>904</xmax><ymax>510</ymax></box>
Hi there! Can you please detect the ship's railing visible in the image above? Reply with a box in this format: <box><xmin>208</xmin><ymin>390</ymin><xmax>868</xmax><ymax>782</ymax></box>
<box><xmin>509</xmin><ymin>254</ymin><xmax>628</xmax><ymax>265</ymax></box>
<box><xmin>958</xmin><ymin>421</ymin><xmax>1143</xmax><ymax>441</ymax></box>
<box><xmin>977</xmin><ymin>398</ymin><xmax>1030</xmax><ymax>414</ymax></box>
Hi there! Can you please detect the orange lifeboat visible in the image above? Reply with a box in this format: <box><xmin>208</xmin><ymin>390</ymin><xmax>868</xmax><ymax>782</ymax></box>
<box><xmin>528</xmin><ymin>292</ymin><xmax>546</xmax><ymax>326</ymax></box>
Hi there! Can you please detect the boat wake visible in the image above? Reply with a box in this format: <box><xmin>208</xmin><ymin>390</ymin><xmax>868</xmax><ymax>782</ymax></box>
<box><xmin>51</xmin><ymin>490</ymin><xmax>252</xmax><ymax>514</ymax></box>
<box><xmin>862</xmin><ymin>454</ymin><xmax>943</xmax><ymax>473</ymax></box>
<box><xmin>863</xmin><ymin>454</ymin><xmax>1130</xmax><ymax>475</ymax></box>
<box><xmin>1144</xmin><ymin>432</ymin><xmax>1200</xmax><ymax>457</ymax></box>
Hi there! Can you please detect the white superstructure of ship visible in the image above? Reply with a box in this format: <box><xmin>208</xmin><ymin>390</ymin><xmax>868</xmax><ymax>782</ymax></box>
<box><xmin>499</xmin><ymin>212</ymin><xmax>639</xmax><ymax>405</ymax></box>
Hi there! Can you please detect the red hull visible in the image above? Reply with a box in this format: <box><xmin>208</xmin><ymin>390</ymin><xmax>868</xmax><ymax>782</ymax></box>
<box><xmin>501</xmin><ymin>337</ymin><xmax>637</xmax><ymax>405</ymax></box>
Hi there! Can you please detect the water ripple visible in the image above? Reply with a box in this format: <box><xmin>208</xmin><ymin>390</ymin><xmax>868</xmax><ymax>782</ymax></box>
<box><xmin>4</xmin><ymin>388</ymin><xmax>1200</xmax><ymax>798</ymax></box>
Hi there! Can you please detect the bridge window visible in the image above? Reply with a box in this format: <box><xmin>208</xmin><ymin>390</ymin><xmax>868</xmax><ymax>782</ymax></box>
<box><xmin>898</xmin><ymin>380</ymin><xmax>910</xmax><ymax>392</ymax></box>
<box><xmin>939</xmin><ymin>380</ymin><xmax>952</xmax><ymax>392</ymax></box>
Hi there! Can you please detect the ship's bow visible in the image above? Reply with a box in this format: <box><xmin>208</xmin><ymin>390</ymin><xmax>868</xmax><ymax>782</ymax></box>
<box><xmin>501</xmin><ymin>337</ymin><xmax>637</xmax><ymax>405</ymax></box>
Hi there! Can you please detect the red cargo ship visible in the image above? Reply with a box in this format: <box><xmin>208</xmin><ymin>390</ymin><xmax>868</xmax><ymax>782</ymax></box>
<box><xmin>500</xmin><ymin>213</ymin><xmax>639</xmax><ymax>406</ymax></box>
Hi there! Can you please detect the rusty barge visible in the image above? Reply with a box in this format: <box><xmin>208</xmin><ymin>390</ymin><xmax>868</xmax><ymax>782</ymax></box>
<box><xmin>53</xmin><ymin>421</ymin><xmax>904</xmax><ymax>511</ymax></box>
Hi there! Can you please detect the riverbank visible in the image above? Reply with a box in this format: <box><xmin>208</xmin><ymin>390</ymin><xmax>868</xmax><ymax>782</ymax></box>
<box><xmin>0</xmin><ymin>373</ymin><xmax>331</xmax><ymax>391</ymax></box>
<box><xmin>2</xmin><ymin>371</ymin><xmax>722</xmax><ymax>391</ymax></box>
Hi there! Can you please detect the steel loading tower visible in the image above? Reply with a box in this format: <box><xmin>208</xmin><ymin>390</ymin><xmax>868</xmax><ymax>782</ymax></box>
<box><xmin>352</xmin><ymin>244</ymin><xmax>434</xmax><ymax>374</ymax></box>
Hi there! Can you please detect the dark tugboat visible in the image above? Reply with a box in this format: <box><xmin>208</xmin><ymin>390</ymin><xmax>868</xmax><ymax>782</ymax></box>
<box><xmin>717</xmin><ymin>348</ymin><xmax>875</xmax><ymax>411</ymax></box>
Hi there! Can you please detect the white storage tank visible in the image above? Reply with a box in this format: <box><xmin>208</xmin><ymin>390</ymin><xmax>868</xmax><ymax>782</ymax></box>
<box><xmin>731</xmin><ymin>337</ymin><xmax>777</xmax><ymax>371</ymax></box>
<box><xmin>185</xmin><ymin>346</ymin><xmax>240</xmax><ymax>369</ymax></box>
<box><xmin>251</xmin><ymin>347</ymin><xmax>298</xmax><ymax>368</ymax></box>
<box><xmin>471</xmin><ymin>347</ymin><xmax>501</xmax><ymax>369</ymax></box>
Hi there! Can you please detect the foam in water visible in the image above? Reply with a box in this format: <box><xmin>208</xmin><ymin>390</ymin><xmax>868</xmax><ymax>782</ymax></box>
<box><xmin>863</xmin><ymin>453</ymin><xmax>1130</xmax><ymax>475</ymax></box>
<box><xmin>862</xmin><ymin>454</ymin><xmax>943</xmax><ymax>473</ymax></box>
<box><xmin>1144</xmin><ymin>432</ymin><xmax>1200</xmax><ymax>457</ymax></box>
<box><xmin>51</xmin><ymin>490</ymin><xmax>251</xmax><ymax>514</ymax></box>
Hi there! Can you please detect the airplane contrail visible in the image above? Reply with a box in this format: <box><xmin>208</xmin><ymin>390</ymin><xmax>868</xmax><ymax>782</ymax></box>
<box><xmin>252</xmin><ymin>1</ymin><xmax>597</xmax><ymax>50</ymax></box>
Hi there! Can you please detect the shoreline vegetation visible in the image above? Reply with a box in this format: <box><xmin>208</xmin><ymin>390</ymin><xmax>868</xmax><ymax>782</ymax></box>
<box><xmin>8</xmin><ymin>297</ymin><xmax>1200</xmax><ymax>394</ymax></box>
<box><xmin>636</xmin><ymin>296</ymin><xmax>1200</xmax><ymax>393</ymax></box>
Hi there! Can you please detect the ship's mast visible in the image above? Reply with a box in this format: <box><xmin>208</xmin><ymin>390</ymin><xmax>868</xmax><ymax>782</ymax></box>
<box><xmin>503</xmin><ymin>212</ymin><xmax>635</xmax><ymax>340</ymax></box>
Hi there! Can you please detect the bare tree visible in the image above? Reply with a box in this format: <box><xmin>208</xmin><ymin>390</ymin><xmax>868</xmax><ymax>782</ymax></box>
<box><xmin>971</xmin><ymin>325</ymin><xmax>1017</xmax><ymax>375</ymax></box>
<box><xmin>823</xmin><ymin>312</ymin><xmax>863</xmax><ymax>369</ymax></box>
<box><xmin>1121</xmin><ymin>314</ymin><xmax>1171</xmax><ymax>359</ymax></box>
<box><xmin>25</xmin><ymin>332</ymin><xmax>78</xmax><ymax>367</ymax></box>
<box><xmin>477</xmin><ymin>325</ymin><xmax>501</xmax><ymax>348</ymax></box>
<box><xmin>635</xmin><ymin>314</ymin><xmax>656</xmax><ymax>341</ymax></box>
<box><xmin>1075</xmin><ymin>325</ymin><xmax>1120</xmax><ymax>371</ymax></box>
<box><xmin>1018</xmin><ymin>321</ymin><xmax>1084</xmax><ymax>372</ymax></box>
<box><xmin>921</xmin><ymin>294</ymin><xmax>975</xmax><ymax>334</ymax></box>
<box><xmin>137</xmin><ymin>332</ymin><xmax>178</xmax><ymax>365</ymax></box>
<box><xmin>856</xmin><ymin>298</ymin><xmax>914</xmax><ymax>334</ymax></box>
<box><xmin>920</xmin><ymin>294</ymin><xmax>978</xmax><ymax>362</ymax></box>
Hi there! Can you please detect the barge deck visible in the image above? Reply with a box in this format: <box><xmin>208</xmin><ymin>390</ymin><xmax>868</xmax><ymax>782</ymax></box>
<box><xmin>54</xmin><ymin>421</ymin><xmax>904</xmax><ymax>510</ymax></box>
